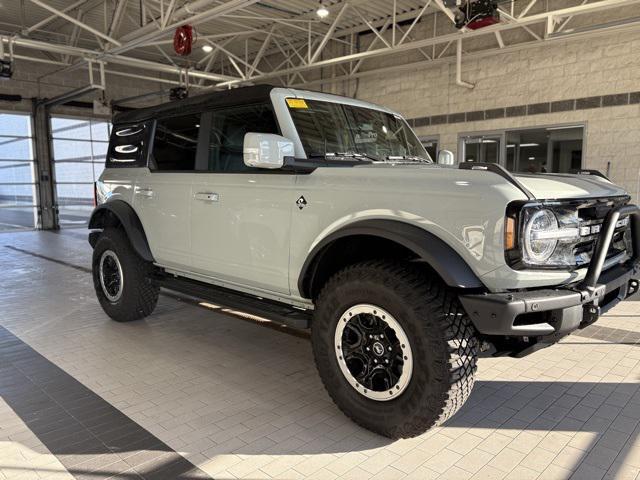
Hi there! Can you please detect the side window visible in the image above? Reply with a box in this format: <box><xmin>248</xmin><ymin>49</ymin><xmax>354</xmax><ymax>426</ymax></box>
<box><xmin>151</xmin><ymin>113</ymin><xmax>201</xmax><ymax>171</ymax></box>
<box><xmin>106</xmin><ymin>122</ymin><xmax>150</xmax><ymax>168</ymax></box>
<box><xmin>207</xmin><ymin>104</ymin><xmax>278</xmax><ymax>173</ymax></box>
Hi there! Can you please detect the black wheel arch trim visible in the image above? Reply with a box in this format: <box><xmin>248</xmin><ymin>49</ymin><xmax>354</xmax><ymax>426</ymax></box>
<box><xmin>88</xmin><ymin>200</ymin><xmax>154</xmax><ymax>262</ymax></box>
<box><xmin>298</xmin><ymin>219</ymin><xmax>485</xmax><ymax>298</ymax></box>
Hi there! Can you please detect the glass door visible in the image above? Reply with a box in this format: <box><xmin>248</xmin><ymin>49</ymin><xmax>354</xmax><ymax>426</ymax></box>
<box><xmin>419</xmin><ymin>136</ymin><xmax>439</xmax><ymax>162</ymax></box>
<box><xmin>51</xmin><ymin>117</ymin><xmax>111</xmax><ymax>228</ymax></box>
<box><xmin>459</xmin><ymin>134</ymin><xmax>504</xmax><ymax>165</ymax></box>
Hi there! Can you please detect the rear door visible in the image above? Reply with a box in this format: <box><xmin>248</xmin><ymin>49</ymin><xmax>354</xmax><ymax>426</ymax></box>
<box><xmin>190</xmin><ymin>103</ymin><xmax>295</xmax><ymax>294</ymax></box>
<box><xmin>133</xmin><ymin>113</ymin><xmax>202</xmax><ymax>269</ymax></box>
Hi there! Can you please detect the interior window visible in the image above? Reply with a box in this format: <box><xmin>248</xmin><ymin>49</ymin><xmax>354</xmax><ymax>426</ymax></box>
<box><xmin>208</xmin><ymin>104</ymin><xmax>278</xmax><ymax>173</ymax></box>
<box><xmin>151</xmin><ymin>113</ymin><xmax>201</xmax><ymax>171</ymax></box>
<box><xmin>506</xmin><ymin>126</ymin><xmax>583</xmax><ymax>174</ymax></box>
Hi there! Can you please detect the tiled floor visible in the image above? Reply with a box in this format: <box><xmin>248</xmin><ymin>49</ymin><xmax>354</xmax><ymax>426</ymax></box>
<box><xmin>1</xmin><ymin>230</ymin><xmax>640</xmax><ymax>480</ymax></box>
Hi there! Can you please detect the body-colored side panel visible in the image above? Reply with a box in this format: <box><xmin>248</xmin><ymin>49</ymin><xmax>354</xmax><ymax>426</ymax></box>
<box><xmin>190</xmin><ymin>173</ymin><xmax>296</xmax><ymax>294</ymax></box>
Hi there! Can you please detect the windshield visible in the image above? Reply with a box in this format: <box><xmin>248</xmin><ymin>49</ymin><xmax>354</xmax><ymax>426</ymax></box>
<box><xmin>287</xmin><ymin>98</ymin><xmax>431</xmax><ymax>162</ymax></box>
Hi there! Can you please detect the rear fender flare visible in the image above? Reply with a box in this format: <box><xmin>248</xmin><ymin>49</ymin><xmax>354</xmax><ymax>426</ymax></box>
<box><xmin>88</xmin><ymin>200</ymin><xmax>154</xmax><ymax>262</ymax></box>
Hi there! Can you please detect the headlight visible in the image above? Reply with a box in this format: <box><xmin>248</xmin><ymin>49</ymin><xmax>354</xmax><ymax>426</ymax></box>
<box><xmin>523</xmin><ymin>209</ymin><xmax>558</xmax><ymax>263</ymax></box>
<box><xmin>507</xmin><ymin>205</ymin><xmax>581</xmax><ymax>268</ymax></box>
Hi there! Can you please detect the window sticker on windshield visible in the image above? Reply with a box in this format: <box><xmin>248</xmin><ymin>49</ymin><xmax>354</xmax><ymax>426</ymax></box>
<box><xmin>286</xmin><ymin>98</ymin><xmax>309</xmax><ymax>109</ymax></box>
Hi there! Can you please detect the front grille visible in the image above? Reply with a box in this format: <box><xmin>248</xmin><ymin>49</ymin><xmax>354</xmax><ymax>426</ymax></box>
<box><xmin>573</xmin><ymin>197</ymin><xmax>632</xmax><ymax>267</ymax></box>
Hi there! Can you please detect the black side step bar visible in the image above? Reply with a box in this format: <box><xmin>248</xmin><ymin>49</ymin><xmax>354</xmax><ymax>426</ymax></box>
<box><xmin>153</xmin><ymin>275</ymin><xmax>311</xmax><ymax>329</ymax></box>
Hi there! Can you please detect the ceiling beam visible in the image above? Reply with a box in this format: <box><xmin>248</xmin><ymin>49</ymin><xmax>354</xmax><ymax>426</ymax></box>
<box><xmin>309</xmin><ymin>2</ymin><xmax>350</xmax><ymax>64</ymax></box>
<box><xmin>27</xmin><ymin>0</ymin><xmax>122</xmax><ymax>46</ymax></box>
<box><xmin>22</xmin><ymin>0</ymin><xmax>89</xmax><ymax>35</ymax></box>
<box><xmin>10</xmin><ymin>36</ymin><xmax>240</xmax><ymax>83</ymax></box>
<box><xmin>225</xmin><ymin>0</ymin><xmax>640</xmax><ymax>87</ymax></box>
<box><xmin>111</xmin><ymin>0</ymin><xmax>262</xmax><ymax>55</ymax></box>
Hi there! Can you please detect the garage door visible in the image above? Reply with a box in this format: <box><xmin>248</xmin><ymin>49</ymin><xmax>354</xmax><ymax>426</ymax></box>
<box><xmin>0</xmin><ymin>112</ymin><xmax>38</xmax><ymax>232</ymax></box>
<box><xmin>51</xmin><ymin>116</ymin><xmax>110</xmax><ymax>228</ymax></box>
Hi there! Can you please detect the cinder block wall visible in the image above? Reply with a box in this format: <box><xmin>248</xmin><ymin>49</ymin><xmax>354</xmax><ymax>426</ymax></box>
<box><xmin>0</xmin><ymin>60</ymin><xmax>169</xmax><ymax>117</ymax></box>
<box><xmin>352</xmin><ymin>29</ymin><xmax>640</xmax><ymax>198</ymax></box>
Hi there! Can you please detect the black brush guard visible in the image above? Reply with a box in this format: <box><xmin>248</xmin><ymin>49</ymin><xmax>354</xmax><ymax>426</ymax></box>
<box><xmin>460</xmin><ymin>204</ymin><xmax>640</xmax><ymax>343</ymax></box>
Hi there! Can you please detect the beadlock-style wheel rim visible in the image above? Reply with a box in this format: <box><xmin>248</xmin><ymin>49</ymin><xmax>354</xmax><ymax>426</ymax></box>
<box><xmin>99</xmin><ymin>250</ymin><xmax>124</xmax><ymax>302</ymax></box>
<box><xmin>334</xmin><ymin>304</ymin><xmax>413</xmax><ymax>401</ymax></box>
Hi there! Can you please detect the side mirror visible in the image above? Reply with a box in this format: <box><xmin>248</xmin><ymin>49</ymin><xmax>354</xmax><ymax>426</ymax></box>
<box><xmin>243</xmin><ymin>133</ymin><xmax>294</xmax><ymax>169</ymax></box>
<box><xmin>437</xmin><ymin>149</ymin><xmax>456</xmax><ymax>166</ymax></box>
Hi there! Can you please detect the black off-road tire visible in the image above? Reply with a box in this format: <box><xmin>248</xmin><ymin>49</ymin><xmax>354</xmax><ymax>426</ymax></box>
<box><xmin>92</xmin><ymin>227</ymin><xmax>159</xmax><ymax>322</ymax></box>
<box><xmin>311</xmin><ymin>260</ymin><xmax>478</xmax><ymax>439</ymax></box>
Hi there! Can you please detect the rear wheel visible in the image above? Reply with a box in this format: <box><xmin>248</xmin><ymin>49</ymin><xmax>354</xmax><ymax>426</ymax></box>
<box><xmin>92</xmin><ymin>228</ymin><xmax>159</xmax><ymax>322</ymax></box>
<box><xmin>311</xmin><ymin>260</ymin><xmax>478</xmax><ymax>438</ymax></box>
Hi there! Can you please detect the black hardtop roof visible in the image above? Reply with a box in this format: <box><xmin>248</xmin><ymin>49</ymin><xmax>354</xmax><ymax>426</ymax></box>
<box><xmin>113</xmin><ymin>84</ymin><xmax>277</xmax><ymax>125</ymax></box>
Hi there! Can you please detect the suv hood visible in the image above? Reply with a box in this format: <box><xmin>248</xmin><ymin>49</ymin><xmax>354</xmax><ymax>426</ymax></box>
<box><xmin>513</xmin><ymin>173</ymin><xmax>628</xmax><ymax>200</ymax></box>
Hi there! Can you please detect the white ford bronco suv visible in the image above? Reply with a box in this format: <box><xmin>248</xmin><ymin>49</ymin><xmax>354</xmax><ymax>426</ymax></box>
<box><xmin>89</xmin><ymin>85</ymin><xmax>639</xmax><ymax>438</ymax></box>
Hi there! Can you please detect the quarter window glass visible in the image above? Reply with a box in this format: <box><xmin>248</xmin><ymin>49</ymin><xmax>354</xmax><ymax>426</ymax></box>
<box><xmin>207</xmin><ymin>104</ymin><xmax>278</xmax><ymax>173</ymax></box>
<box><xmin>151</xmin><ymin>114</ymin><xmax>201</xmax><ymax>171</ymax></box>
<box><xmin>107</xmin><ymin>123</ymin><xmax>149</xmax><ymax>168</ymax></box>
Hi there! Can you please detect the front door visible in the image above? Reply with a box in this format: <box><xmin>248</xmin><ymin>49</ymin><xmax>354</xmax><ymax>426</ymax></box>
<box><xmin>189</xmin><ymin>103</ymin><xmax>294</xmax><ymax>294</ymax></box>
<box><xmin>191</xmin><ymin>174</ymin><xmax>295</xmax><ymax>294</ymax></box>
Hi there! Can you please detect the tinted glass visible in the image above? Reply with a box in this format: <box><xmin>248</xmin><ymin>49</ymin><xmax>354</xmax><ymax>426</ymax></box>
<box><xmin>151</xmin><ymin>114</ymin><xmax>201</xmax><ymax>171</ymax></box>
<box><xmin>421</xmin><ymin>139</ymin><xmax>438</xmax><ymax>162</ymax></box>
<box><xmin>107</xmin><ymin>123</ymin><xmax>149</xmax><ymax>168</ymax></box>
<box><xmin>506</xmin><ymin>127</ymin><xmax>583</xmax><ymax>174</ymax></box>
<box><xmin>207</xmin><ymin>104</ymin><xmax>278</xmax><ymax>173</ymax></box>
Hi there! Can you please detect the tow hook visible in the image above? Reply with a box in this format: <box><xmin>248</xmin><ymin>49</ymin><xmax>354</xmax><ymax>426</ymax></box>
<box><xmin>581</xmin><ymin>304</ymin><xmax>600</xmax><ymax>327</ymax></box>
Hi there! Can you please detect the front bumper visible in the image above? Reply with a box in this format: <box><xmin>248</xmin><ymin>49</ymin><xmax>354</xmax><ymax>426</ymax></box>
<box><xmin>460</xmin><ymin>203</ymin><xmax>640</xmax><ymax>338</ymax></box>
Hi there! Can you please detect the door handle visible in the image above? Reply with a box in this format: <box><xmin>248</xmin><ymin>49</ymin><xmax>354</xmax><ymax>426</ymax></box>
<box><xmin>136</xmin><ymin>187</ymin><xmax>153</xmax><ymax>198</ymax></box>
<box><xmin>194</xmin><ymin>192</ymin><xmax>219</xmax><ymax>202</ymax></box>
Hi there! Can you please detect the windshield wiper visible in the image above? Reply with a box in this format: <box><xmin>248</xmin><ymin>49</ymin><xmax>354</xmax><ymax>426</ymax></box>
<box><xmin>386</xmin><ymin>155</ymin><xmax>432</xmax><ymax>163</ymax></box>
<box><xmin>309</xmin><ymin>152</ymin><xmax>383</xmax><ymax>163</ymax></box>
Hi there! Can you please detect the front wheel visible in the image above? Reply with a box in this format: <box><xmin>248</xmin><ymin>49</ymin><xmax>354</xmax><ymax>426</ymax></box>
<box><xmin>311</xmin><ymin>260</ymin><xmax>478</xmax><ymax>439</ymax></box>
<box><xmin>92</xmin><ymin>228</ymin><xmax>159</xmax><ymax>322</ymax></box>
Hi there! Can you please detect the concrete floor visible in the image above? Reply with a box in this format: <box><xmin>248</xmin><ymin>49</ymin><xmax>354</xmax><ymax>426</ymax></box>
<box><xmin>1</xmin><ymin>230</ymin><xmax>640</xmax><ymax>480</ymax></box>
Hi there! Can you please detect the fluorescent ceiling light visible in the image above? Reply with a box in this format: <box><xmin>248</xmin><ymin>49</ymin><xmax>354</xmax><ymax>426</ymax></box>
<box><xmin>202</xmin><ymin>44</ymin><xmax>213</xmax><ymax>53</ymax></box>
<box><xmin>528</xmin><ymin>157</ymin><xmax>536</xmax><ymax>160</ymax></box>
<box><xmin>547</xmin><ymin>125</ymin><xmax>582</xmax><ymax>131</ymax></box>
<box><xmin>519</xmin><ymin>143</ymin><xmax>540</xmax><ymax>147</ymax></box>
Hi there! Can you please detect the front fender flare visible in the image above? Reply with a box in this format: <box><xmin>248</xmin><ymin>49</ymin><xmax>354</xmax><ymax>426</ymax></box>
<box><xmin>88</xmin><ymin>200</ymin><xmax>154</xmax><ymax>262</ymax></box>
<box><xmin>298</xmin><ymin>219</ymin><xmax>485</xmax><ymax>298</ymax></box>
